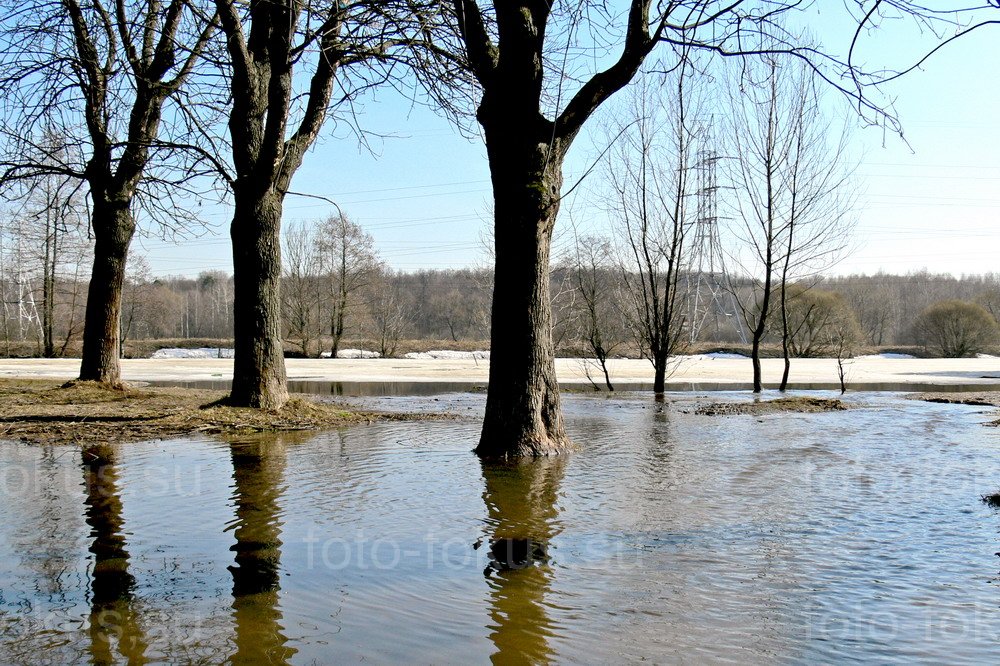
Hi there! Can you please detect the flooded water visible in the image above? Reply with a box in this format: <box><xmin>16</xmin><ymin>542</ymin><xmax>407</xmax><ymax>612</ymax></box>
<box><xmin>152</xmin><ymin>378</ymin><xmax>1000</xmax><ymax>396</ymax></box>
<box><xmin>2</xmin><ymin>392</ymin><xmax>1000</xmax><ymax>663</ymax></box>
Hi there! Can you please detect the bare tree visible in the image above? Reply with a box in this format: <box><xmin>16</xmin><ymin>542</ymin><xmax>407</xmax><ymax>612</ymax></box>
<box><xmin>368</xmin><ymin>271</ymin><xmax>408</xmax><ymax>359</ymax></box>
<box><xmin>846</xmin><ymin>275</ymin><xmax>897</xmax><ymax>346</ymax></box>
<box><xmin>0</xmin><ymin>0</ymin><xmax>219</xmax><ymax>385</ymax></box>
<box><xmin>561</xmin><ymin>233</ymin><xmax>625</xmax><ymax>391</ymax></box>
<box><xmin>316</xmin><ymin>213</ymin><xmax>380</xmax><ymax>359</ymax></box>
<box><xmin>120</xmin><ymin>253</ymin><xmax>152</xmax><ymax>355</ymax></box>
<box><xmin>282</xmin><ymin>221</ymin><xmax>323</xmax><ymax>357</ymax></box>
<box><xmin>606</xmin><ymin>67</ymin><xmax>699</xmax><ymax>394</ymax></box>
<box><xmin>15</xmin><ymin>138</ymin><xmax>91</xmax><ymax>358</ymax></box>
<box><xmin>772</xmin><ymin>66</ymin><xmax>856</xmax><ymax>391</ymax></box>
<box><xmin>8</xmin><ymin>146</ymin><xmax>91</xmax><ymax>357</ymax></box>
<box><xmin>819</xmin><ymin>300</ymin><xmax>864</xmax><ymax>394</ymax></box>
<box><xmin>725</xmin><ymin>54</ymin><xmax>855</xmax><ymax>392</ymax></box>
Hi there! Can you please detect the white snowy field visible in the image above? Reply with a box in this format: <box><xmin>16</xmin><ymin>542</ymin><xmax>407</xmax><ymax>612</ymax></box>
<box><xmin>2</xmin><ymin>354</ymin><xmax>1000</xmax><ymax>387</ymax></box>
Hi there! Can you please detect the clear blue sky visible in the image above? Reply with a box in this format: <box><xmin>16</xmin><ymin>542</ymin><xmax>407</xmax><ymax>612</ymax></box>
<box><xmin>134</xmin><ymin>6</ymin><xmax>1000</xmax><ymax>280</ymax></box>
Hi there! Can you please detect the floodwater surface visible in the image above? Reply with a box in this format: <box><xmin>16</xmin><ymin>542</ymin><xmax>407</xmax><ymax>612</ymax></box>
<box><xmin>1</xmin><ymin>392</ymin><xmax>1000</xmax><ymax>664</ymax></box>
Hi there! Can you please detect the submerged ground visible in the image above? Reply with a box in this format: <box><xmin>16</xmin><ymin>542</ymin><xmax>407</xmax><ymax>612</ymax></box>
<box><xmin>1</xmin><ymin>390</ymin><xmax>999</xmax><ymax>663</ymax></box>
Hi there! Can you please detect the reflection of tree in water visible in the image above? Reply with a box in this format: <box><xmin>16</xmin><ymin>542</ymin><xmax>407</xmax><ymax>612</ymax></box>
<box><xmin>479</xmin><ymin>458</ymin><xmax>565</xmax><ymax>665</ymax></box>
<box><xmin>227</xmin><ymin>434</ymin><xmax>298</xmax><ymax>665</ymax></box>
<box><xmin>81</xmin><ymin>444</ymin><xmax>148</xmax><ymax>664</ymax></box>
<box><xmin>19</xmin><ymin>446</ymin><xmax>82</xmax><ymax>601</ymax></box>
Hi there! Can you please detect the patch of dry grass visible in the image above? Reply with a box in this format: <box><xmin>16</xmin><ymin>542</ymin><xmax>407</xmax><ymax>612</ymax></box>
<box><xmin>0</xmin><ymin>379</ymin><xmax>427</xmax><ymax>444</ymax></box>
<box><xmin>910</xmin><ymin>391</ymin><xmax>1000</xmax><ymax>408</ymax></box>
<box><xmin>691</xmin><ymin>396</ymin><xmax>848</xmax><ymax>416</ymax></box>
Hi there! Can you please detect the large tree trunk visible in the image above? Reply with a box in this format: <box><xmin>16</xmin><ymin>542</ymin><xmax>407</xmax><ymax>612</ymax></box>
<box><xmin>477</xmin><ymin>147</ymin><xmax>570</xmax><ymax>458</ymax></box>
<box><xmin>229</xmin><ymin>190</ymin><xmax>288</xmax><ymax>409</ymax></box>
<box><xmin>79</xmin><ymin>201</ymin><xmax>134</xmax><ymax>384</ymax></box>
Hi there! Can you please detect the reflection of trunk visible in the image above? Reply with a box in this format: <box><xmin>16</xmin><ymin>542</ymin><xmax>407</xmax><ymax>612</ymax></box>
<box><xmin>480</xmin><ymin>458</ymin><xmax>564</xmax><ymax>663</ymax></box>
<box><xmin>230</xmin><ymin>190</ymin><xmax>288</xmax><ymax>409</ymax></box>
<box><xmin>79</xmin><ymin>201</ymin><xmax>135</xmax><ymax>384</ymax></box>
<box><xmin>228</xmin><ymin>435</ymin><xmax>296</xmax><ymax>665</ymax></box>
<box><xmin>478</xmin><ymin>130</ymin><xmax>569</xmax><ymax>458</ymax></box>
<box><xmin>81</xmin><ymin>444</ymin><xmax>148</xmax><ymax>663</ymax></box>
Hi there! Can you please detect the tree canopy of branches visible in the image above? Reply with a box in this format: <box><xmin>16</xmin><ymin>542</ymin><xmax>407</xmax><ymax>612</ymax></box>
<box><xmin>0</xmin><ymin>0</ymin><xmax>218</xmax><ymax>385</ymax></box>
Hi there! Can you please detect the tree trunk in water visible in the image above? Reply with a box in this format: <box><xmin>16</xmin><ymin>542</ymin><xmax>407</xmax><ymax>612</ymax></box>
<box><xmin>779</xmin><ymin>282</ymin><xmax>790</xmax><ymax>392</ymax></box>
<box><xmin>750</xmin><ymin>279</ymin><xmax>772</xmax><ymax>394</ymax></box>
<box><xmin>477</xmin><ymin>160</ymin><xmax>570</xmax><ymax>458</ymax></box>
<box><xmin>600</xmin><ymin>357</ymin><xmax>615</xmax><ymax>392</ymax></box>
<box><xmin>229</xmin><ymin>191</ymin><xmax>288</xmax><ymax>409</ymax></box>
<box><xmin>79</xmin><ymin>202</ymin><xmax>134</xmax><ymax>385</ymax></box>
<box><xmin>653</xmin><ymin>351</ymin><xmax>667</xmax><ymax>395</ymax></box>
<box><xmin>751</xmin><ymin>335</ymin><xmax>764</xmax><ymax>393</ymax></box>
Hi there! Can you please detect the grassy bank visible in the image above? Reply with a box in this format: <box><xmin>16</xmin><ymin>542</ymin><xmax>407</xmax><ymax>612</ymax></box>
<box><xmin>0</xmin><ymin>379</ymin><xmax>429</xmax><ymax>445</ymax></box>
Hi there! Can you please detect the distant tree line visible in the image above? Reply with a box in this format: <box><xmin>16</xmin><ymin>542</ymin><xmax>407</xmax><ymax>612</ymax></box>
<box><xmin>3</xmin><ymin>206</ymin><xmax>999</xmax><ymax>362</ymax></box>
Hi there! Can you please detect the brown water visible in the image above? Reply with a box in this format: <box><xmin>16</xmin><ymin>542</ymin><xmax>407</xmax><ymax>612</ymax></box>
<box><xmin>2</xmin><ymin>392</ymin><xmax>1000</xmax><ymax>664</ymax></box>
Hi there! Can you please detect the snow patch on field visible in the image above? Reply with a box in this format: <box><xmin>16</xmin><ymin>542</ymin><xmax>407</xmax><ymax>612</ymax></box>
<box><xmin>151</xmin><ymin>347</ymin><xmax>234</xmax><ymax>359</ymax></box>
<box><xmin>855</xmin><ymin>352</ymin><xmax>916</xmax><ymax>360</ymax></box>
<box><xmin>327</xmin><ymin>349</ymin><xmax>381</xmax><ymax>359</ymax></box>
<box><xmin>683</xmin><ymin>352</ymin><xmax>749</xmax><ymax>360</ymax></box>
<box><xmin>404</xmin><ymin>350</ymin><xmax>490</xmax><ymax>360</ymax></box>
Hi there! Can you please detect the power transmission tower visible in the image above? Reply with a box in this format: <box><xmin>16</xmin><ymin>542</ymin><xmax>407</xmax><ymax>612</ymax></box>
<box><xmin>686</xmin><ymin>126</ymin><xmax>746</xmax><ymax>344</ymax></box>
<box><xmin>1</xmin><ymin>217</ymin><xmax>43</xmax><ymax>343</ymax></box>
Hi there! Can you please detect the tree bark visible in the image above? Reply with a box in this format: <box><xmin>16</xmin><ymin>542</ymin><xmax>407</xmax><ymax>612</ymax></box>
<box><xmin>653</xmin><ymin>351</ymin><xmax>667</xmax><ymax>394</ymax></box>
<box><xmin>42</xmin><ymin>214</ymin><xmax>56</xmax><ymax>359</ymax></box>
<box><xmin>779</xmin><ymin>279</ymin><xmax>791</xmax><ymax>391</ymax></box>
<box><xmin>330</xmin><ymin>272</ymin><xmax>347</xmax><ymax>359</ymax></box>
<box><xmin>230</xmin><ymin>190</ymin><xmax>288</xmax><ymax>409</ymax></box>
<box><xmin>79</xmin><ymin>200</ymin><xmax>135</xmax><ymax>384</ymax></box>
<box><xmin>477</xmin><ymin>138</ymin><xmax>570</xmax><ymax>458</ymax></box>
<box><xmin>750</xmin><ymin>264</ymin><xmax>771</xmax><ymax>393</ymax></box>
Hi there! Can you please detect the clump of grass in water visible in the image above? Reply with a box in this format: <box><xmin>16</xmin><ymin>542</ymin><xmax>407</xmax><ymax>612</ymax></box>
<box><xmin>981</xmin><ymin>492</ymin><xmax>1000</xmax><ymax>508</ymax></box>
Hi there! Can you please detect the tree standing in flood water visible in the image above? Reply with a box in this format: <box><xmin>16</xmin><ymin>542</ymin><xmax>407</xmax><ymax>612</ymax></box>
<box><xmin>426</xmin><ymin>2</ymin><xmax>847</xmax><ymax>457</ymax></box>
